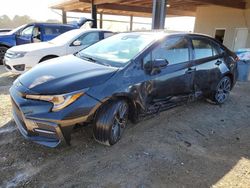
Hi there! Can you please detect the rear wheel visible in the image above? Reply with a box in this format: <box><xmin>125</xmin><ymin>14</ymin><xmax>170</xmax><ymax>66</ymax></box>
<box><xmin>93</xmin><ymin>100</ymin><xmax>129</xmax><ymax>146</ymax></box>
<box><xmin>209</xmin><ymin>76</ymin><xmax>231</xmax><ymax>104</ymax></box>
<box><xmin>0</xmin><ymin>46</ymin><xmax>8</xmax><ymax>65</ymax></box>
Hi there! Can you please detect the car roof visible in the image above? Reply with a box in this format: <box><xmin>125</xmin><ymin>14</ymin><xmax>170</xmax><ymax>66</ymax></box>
<box><xmin>62</xmin><ymin>28</ymin><xmax>113</xmax><ymax>36</ymax></box>
<box><xmin>122</xmin><ymin>31</ymin><xmax>214</xmax><ymax>40</ymax></box>
<box><xmin>48</xmin><ymin>28</ymin><xmax>114</xmax><ymax>45</ymax></box>
<box><xmin>27</xmin><ymin>22</ymin><xmax>76</xmax><ymax>27</ymax></box>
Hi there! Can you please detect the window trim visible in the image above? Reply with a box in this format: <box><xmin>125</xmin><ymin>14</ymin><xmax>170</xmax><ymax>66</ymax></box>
<box><xmin>190</xmin><ymin>36</ymin><xmax>224</xmax><ymax>61</ymax></box>
<box><xmin>70</xmin><ymin>31</ymin><xmax>101</xmax><ymax>47</ymax></box>
<box><xmin>141</xmin><ymin>35</ymin><xmax>192</xmax><ymax>68</ymax></box>
<box><xmin>20</xmin><ymin>25</ymin><xmax>35</xmax><ymax>36</ymax></box>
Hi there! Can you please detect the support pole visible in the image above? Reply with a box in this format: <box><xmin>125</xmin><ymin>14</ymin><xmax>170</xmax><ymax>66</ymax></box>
<box><xmin>91</xmin><ymin>0</ymin><xmax>97</xmax><ymax>28</ymax></box>
<box><xmin>99</xmin><ymin>13</ymin><xmax>103</xmax><ymax>29</ymax></box>
<box><xmin>152</xmin><ymin>0</ymin><xmax>167</xmax><ymax>29</ymax></box>
<box><xmin>130</xmin><ymin>15</ymin><xmax>133</xmax><ymax>31</ymax></box>
<box><xmin>62</xmin><ymin>10</ymin><xmax>67</xmax><ymax>24</ymax></box>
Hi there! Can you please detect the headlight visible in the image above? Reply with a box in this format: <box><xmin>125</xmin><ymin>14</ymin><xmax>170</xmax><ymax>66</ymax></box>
<box><xmin>25</xmin><ymin>92</ymin><xmax>84</xmax><ymax>112</ymax></box>
<box><xmin>7</xmin><ymin>51</ymin><xmax>27</xmax><ymax>59</ymax></box>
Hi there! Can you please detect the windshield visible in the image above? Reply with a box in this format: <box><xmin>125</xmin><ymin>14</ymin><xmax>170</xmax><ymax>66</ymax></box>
<box><xmin>49</xmin><ymin>29</ymin><xmax>82</xmax><ymax>45</ymax></box>
<box><xmin>7</xmin><ymin>24</ymin><xmax>26</xmax><ymax>35</ymax></box>
<box><xmin>77</xmin><ymin>33</ymin><xmax>156</xmax><ymax>67</ymax></box>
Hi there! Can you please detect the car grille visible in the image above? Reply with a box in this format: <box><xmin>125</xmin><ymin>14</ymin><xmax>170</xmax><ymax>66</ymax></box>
<box><xmin>11</xmin><ymin>98</ymin><xmax>28</xmax><ymax>132</ymax></box>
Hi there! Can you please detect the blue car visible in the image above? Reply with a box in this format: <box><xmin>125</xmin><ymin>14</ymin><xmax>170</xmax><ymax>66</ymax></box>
<box><xmin>0</xmin><ymin>18</ymin><xmax>93</xmax><ymax>64</ymax></box>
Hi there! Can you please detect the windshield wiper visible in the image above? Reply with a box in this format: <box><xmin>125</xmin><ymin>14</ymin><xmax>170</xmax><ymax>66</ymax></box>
<box><xmin>80</xmin><ymin>56</ymin><xmax>96</xmax><ymax>63</ymax></box>
<box><xmin>81</xmin><ymin>55</ymin><xmax>111</xmax><ymax>67</ymax></box>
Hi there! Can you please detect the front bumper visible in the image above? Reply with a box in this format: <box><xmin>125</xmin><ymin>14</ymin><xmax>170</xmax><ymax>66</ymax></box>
<box><xmin>12</xmin><ymin>103</ymin><xmax>65</xmax><ymax>147</ymax></box>
<box><xmin>4</xmin><ymin>56</ymin><xmax>35</xmax><ymax>74</ymax></box>
<box><xmin>10</xmin><ymin>85</ymin><xmax>101</xmax><ymax>147</ymax></box>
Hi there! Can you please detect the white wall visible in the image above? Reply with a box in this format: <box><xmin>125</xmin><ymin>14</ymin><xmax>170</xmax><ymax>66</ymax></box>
<box><xmin>194</xmin><ymin>5</ymin><xmax>250</xmax><ymax>50</ymax></box>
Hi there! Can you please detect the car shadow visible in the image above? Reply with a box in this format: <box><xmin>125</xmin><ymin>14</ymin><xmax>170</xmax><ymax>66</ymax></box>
<box><xmin>0</xmin><ymin>65</ymin><xmax>18</xmax><ymax>87</ymax></box>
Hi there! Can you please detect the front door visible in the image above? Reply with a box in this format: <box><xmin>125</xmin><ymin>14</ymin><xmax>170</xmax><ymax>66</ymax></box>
<box><xmin>16</xmin><ymin>25</ymin><xmax>34</xmax><ymax>45</ymax></box>
<box><xmin>142</xmin><ymin>36</ymin><xmax>195</xmax><ymax>102</ymax></box>
<box><xmin>67</xmin><ymin>31</ymin><xmax>101</xmax><ymax>54</ymax></box>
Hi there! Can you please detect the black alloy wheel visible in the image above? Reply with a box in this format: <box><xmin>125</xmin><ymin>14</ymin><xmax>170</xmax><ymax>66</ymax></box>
<box><xmin>94</xmin><ymin>100</ymin><xmax>129</xmax><ymax>146</ymax></box>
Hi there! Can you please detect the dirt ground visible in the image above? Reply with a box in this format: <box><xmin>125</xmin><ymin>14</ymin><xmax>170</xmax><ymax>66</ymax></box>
<box><xmin>0</xmin><ymin>65</ymin><xmax>250</xmax><ymax>188</ymax></box>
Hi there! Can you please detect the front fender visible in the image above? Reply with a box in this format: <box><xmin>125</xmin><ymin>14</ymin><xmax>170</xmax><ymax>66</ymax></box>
<box><xmin>0</xmin><ymin>42</ymin><xmax>12</xmax><ymax>48</ymax></box>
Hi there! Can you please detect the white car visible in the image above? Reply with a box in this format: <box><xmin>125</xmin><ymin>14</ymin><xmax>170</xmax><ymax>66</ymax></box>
<box><xmin>3</xmin><ymin>29</ymin><xmax>114</xmax><ymax>74</ymax></box>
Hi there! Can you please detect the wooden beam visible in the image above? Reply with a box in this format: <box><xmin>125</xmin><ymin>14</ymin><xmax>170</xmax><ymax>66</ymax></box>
<box><xmin>50</xmin><ymin>0</ymin><xmax>82</xmax><ymax>9</ymax></box>
<box><xmin>94</xmin><ymin>0</ymin><xmax>121</xmax><ymax>5</ymax></box>
<box><xmin>97</xmin><ymin>3</ymin><xmax>196</xmax><ymax>16</ymax></box>
<box><xmin>188</xmin><ymin>0</ymin><xmax>246</xmax><ymax>9</ymax></box>
<box><xmin>63</xmin><ymin>2</ymin><xmax>89</xmax><ymax>11</ymax></box>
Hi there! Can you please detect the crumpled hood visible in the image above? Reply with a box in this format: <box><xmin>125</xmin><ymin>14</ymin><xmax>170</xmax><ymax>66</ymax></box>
<box><xmin>9</xmin><ymin>42</ymin><xmax>57</xmax><ymax>53</ymax></box>
<box><xmin>18</xmin><ymin>55</ymin><xmax>118</xmax><ymax>94</ymax></box>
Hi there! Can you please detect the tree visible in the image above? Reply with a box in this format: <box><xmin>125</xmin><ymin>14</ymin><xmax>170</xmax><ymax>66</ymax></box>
<box><xmin>12</xmin><ymin>15</ymin><xmax>35</xmax><ymax>27</ymax></box>
<box><xmin>0</xmin><ymin>15</ymin><xmax>12</xmax><ymax>28</ymax></box>
<box><xmin>0</xmin><ymin>15</ymin><xmax>35</xmax><ymax>29</ymax></box>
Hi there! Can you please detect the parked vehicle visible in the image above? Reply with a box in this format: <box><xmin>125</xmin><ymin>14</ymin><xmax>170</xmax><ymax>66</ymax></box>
<box><xmin>0</xmin><ymin>18</ymin><xmax>93</xmax><ymax>64</ymax></box>
<box><xmin>10</xmin><ymin>32</ymin><xmax>238</xmax><ymax>147</ymax></box>
<box><xmin>4</xmin><ymin>29</ymin><xmax>114</xmax><ymax>74</ymax></box>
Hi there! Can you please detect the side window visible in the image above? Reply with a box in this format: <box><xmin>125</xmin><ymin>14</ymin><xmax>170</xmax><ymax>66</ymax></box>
<box><xmin>143</xmin><ymin>36</ymin><xmax>189</xmax><ymax>65</ymax></box>
<box><xmin>44</xmin><ymin>27</ymin><xmax>54</xmax><ymax>35</ymax></box>
<box><xmin>192</xmin><ymin>38</ymin><xmax>220</xmax><ymax>60</ymax></box>
<box><xmin>104</xmin><ymin>32</ymin><xmax>114</xmax><ymax>39</ymax></box>
<box><xmin>210</xmin><ymin>40</ymin><xmax>222</xmax><ymax>56</ymax></box>
<box><xmin>44</xmin><ymin>26</ymin><xmax>61</xmax><ymax>35</ymax></box>
<box><xmin>60</xmin><ymin>26</ymin><xmax>72</xmax><ymax>34</ymax></box>
<box><xmin>20</xmin><ymin>26</ymin><xmax>34</xmax><ymax>36</ymax></box>
<box><xmin>78</xmin><ymin>32</ymin><xmax>100</xmax><ymax>46</ymax></box>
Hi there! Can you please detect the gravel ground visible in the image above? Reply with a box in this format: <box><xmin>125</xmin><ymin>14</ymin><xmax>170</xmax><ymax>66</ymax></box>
<box><xmin>0</xmin><ymin>65</ymin><xmax>250</xmax><ymax>188</ymax></box>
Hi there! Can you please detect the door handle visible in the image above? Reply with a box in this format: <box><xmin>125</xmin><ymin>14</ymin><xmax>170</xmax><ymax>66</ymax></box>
<box><xmin>185</xmin><ymin>68</ymin><xmax>196</xmax><ymax>74</ymax></box>
<box><xmin>215</xmin><ymin>60</ymin><xmax>223</xmax><ymax>66</ymax></box>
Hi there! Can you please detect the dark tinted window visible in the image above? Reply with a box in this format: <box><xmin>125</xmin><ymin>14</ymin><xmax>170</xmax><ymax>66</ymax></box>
<box><xmin>44</xmin><ymin>26</ymin><xmax>68</xmax><ymax>35</ymax></box>
<box><xmin>144</xmin><ymin>36</ymin><xmax>189</xmax><ymax>65</ymax></box>
<box><xmin>192</xmin><ymin>38</ymin><xmax>220</xmax><ymax>59</ymax></box>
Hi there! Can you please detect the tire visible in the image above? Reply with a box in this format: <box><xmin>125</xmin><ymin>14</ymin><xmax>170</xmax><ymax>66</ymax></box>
<box><xmin>0</xmin><ymin>46</ymin><xmax>8</xmax><ymax>65</ymax></box>
<box><xmin>93</xmin><ymin>100</ymin><xmax>129</xmax><ymax>146</ymax></box>
<box><xmin>209</xmin><ymin>76</ymin><xmax>231</xmax><ymax>104</ymax></box>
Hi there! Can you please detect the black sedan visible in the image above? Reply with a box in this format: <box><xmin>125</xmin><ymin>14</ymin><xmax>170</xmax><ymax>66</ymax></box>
<box><xmin>10</xmin><ymin>32</ymin><xmax>238</xmax><ymax>147</ymax></box>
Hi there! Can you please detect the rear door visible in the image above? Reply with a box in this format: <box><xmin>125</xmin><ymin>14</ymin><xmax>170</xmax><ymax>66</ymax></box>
<box><xmin>191</xmin><ymin>36</ymin><xmax>224</xmax><ymax>92</ymax></box>
<box><xmin>142</xmin><ymin>35</ymin><xmax>195</xmax><ymax>101</ymax></box>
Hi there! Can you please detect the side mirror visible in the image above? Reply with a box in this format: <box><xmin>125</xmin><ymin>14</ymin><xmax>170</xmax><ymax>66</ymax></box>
<box><xmin>143</xmin><ymin>59</ymin><xmax>169</xmax><ymax>75</ymax></box>
<box><xmin>72</xmin><ymin>40</ymin><xmax>82</xmax><ymax>46</ymax></box>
